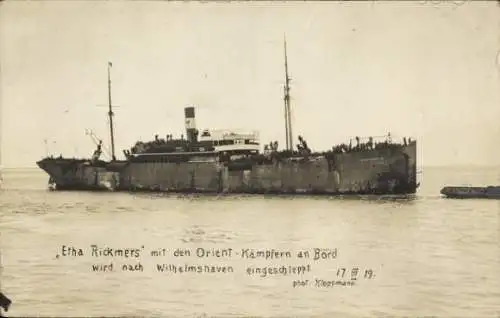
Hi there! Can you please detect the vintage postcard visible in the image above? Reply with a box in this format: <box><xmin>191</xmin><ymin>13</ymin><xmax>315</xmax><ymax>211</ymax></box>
<box><xmin>0</xmin><ymin>0</ymin><xmax>499</xmax><ymax>317</ymax></box>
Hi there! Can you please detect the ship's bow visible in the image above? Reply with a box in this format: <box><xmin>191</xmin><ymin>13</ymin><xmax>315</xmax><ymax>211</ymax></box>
<box><xmin>36</xmin><ymin>157</ymin><xmax>84</xmax><ymax>190</ymax></box>
<box><xmin>37</xmin><ymin>157</ymin><xmax>122</xmax><ymax>191</ymax></box>
<box><xmin>37</xmin><ymin>158</ymin><xmax>66</xmax><ymax>188</ymax></box>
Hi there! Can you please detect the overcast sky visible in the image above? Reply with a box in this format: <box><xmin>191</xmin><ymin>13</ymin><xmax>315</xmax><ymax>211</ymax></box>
<box><xmin>1</xmin><ymin>0</ymin><xmax>499</xmax><ymax>168</ymax></box>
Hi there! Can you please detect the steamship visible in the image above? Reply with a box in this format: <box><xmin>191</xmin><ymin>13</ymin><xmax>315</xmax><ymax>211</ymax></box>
<box><xmin>37</xmin><ymin>39</ymin><xmax>419</xmax><ymax>195</ymax></box>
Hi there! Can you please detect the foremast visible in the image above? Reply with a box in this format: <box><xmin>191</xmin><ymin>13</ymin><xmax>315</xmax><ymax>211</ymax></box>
<box><xmin>107</xmin><ymin>61</ymin><xmax>116</xmax><ymax>161</ymax></box>
<box><xmin>283</xmin><ymin>35</ymin><xmax>293</xmax><ymax>152</ymax></box>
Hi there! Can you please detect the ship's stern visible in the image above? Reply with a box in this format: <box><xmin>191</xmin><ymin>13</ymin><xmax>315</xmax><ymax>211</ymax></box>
<box><xmin>384</xmin><ymin>140</ymin><xmax>418</xmax><ymax>194</ymax></box>
<box><xmin>402</xmin><ymin>140</ymin><xmax>418</xmax><ymax>193</ymax></box>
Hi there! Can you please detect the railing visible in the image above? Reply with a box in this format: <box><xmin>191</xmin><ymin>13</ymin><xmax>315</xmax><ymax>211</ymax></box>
<box><xmin>199</xmin><ymin>129</ymin><xmax>260</xmax><ymax>141</ymax></box>
<box><xmin>345</xmin><ymin>133</ymin><xmax>416</xmax><ymax>145</ymax></box>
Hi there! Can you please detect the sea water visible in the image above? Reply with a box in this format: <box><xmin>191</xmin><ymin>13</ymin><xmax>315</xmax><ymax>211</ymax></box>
<box><xmin>0</xmin><ymin>166</ymin><xmax>498</xmax><ymax>317</ymax></box>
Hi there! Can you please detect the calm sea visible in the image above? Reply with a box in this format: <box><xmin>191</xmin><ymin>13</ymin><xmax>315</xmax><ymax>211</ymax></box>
<box><xmin>0</xmin><ymin>167</ymin><xmax>498</xmax><ymax>317</ymax></box>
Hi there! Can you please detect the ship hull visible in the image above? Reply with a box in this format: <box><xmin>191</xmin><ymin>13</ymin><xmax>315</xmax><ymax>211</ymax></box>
<box><xmin>440</xmin><ymin>186</ymin><xmax>500</xmax><ymax>199</ymax></box>
<box><xmin>37</xmin><ymin>142</ymin><xmax>418</xmax><ymax>195</ymax></box>
<box><xmin>117</xmin><ymin>142</ymin><xmax>418</xmax><ymax>195</ymax></box>
<box><xmin>36</xmin><ymin>158</ymin><xmax>123</xmax><ymax>191</ymax></box>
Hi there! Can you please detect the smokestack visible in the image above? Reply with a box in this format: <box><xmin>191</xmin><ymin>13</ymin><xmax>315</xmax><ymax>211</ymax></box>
<box><xmin>184</xmin><ymin>106</ymin><xmax>197</xmax><ymax>142</ymax></box>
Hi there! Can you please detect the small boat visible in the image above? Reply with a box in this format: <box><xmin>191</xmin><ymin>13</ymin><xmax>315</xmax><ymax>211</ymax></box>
<box><xmin>440</xmin><ymin>185</ymin><xmax>500</xmax><ymax>199</ymax></box>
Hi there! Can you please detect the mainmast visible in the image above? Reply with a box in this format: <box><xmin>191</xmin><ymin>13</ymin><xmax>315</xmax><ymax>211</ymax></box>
<box><xmin>283</xmin><ymin>35</ymin><xmax>293</xmax><ymax>151</ymax></box>
<box><xmin>107</xmin><ymin>61</ymin><xmax>116</xmax><ymax>161</ymax></box>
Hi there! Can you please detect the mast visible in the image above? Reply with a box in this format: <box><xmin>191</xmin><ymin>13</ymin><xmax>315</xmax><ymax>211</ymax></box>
<box><xmin>283</xmin><ymin>35</ymin><xmax>293</xmax><ymax>151</ymax></box>
<box><xmin>0</xmin><ymin>78</ymin><xmax>2</xmax><ymax>186</ymax></box>
<box><xmin>107</xmin><ymin>61</ymin><xmax>116</xmax><ymax>161</ymax></box>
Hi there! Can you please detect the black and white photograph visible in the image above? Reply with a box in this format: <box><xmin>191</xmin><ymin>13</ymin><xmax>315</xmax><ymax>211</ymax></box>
<box><xmin>0</xmin><ymin>0</ymin><xmax>499</xmax><ymax>317</ymax></box>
